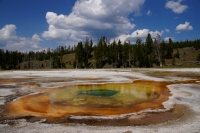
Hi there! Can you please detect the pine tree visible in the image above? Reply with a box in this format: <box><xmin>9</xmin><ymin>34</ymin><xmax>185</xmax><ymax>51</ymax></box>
<box><xmin>82</xmin><ymin>38</ymin><xmax>93</xmax><ymax>68</ymax></box>
<box><xmin>146</xmin><ymin>33</ymin><xmax>153</xmax><ymax>55</ymax></box>
<box><xmin>136</xmin><ymin>38</ymin><xmax>144</xmax><ymax>67</ymax></box>
<box><xmin>166</xmin><ymin>38</ymin><xmax>173</xmax><ymax>59</ymax></box>
<box><xmin>110</xmin><ymin>40</ymin><xmax>118</xmax><ymax>67</ymax></box>
<box><xmin>117</xmin><ymin>40</ymin><xmax>123</xmax><ymax>68</ymax></box>
<box><xmin>94</xmin><ymin>39</ymin><xmax>103</xmax><ymax>68</ymax></box>
<box><xmin>160</xmin><ymin>40</ymin><xmax>166</xmax><ymax>65</ymax></box>
<box><xmin>145</xmin><ymin>33</ymin><xmax>154</xmax><ymax>67</ymax></box>
<box><xmin>122</xmin><ymin>41</ymin><xmax>130</xmax><ymax>68</ymax></box>
<box><xmin>75</xmin><ymin>42</ymin><xmax>84</xmax><ymax>68</ymax></box>
<box><xmin>127</xmin><ymin>41</ymin><xmax>134</xmax><ymax>67</ymax></box>
<box><xmin>94</xmin><ymin>36</ymin><xmax>109</xmax><ymax>68</ymax></box>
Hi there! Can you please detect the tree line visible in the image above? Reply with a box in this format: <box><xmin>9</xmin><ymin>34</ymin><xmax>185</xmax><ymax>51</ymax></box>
<box><xmin>75</xmin><ymin>34</ymin><xmax>200</xmax><ymax>68</ymax></box>
<box><xmin>0</xmin><ymin>46</ymin><xmax>75</xmax><ymax>70</ymax></box>
<box><xmin>0</xmin><ymin>34</ymin><xmax>200</xmax><ymax>70</ymax></box>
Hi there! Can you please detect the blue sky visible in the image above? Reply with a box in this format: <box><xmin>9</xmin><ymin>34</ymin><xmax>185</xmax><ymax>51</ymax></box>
<box><xmin>0</xmin><ymin>0</ymin><xmax>199</xmax><ymax>51</ymax></box>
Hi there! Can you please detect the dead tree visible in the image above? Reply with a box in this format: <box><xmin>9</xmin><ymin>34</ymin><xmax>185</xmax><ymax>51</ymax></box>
<box><xmin>154</xmin><ymin>34</ymin><xmax>163</xmax><ymax>67</ymax></box>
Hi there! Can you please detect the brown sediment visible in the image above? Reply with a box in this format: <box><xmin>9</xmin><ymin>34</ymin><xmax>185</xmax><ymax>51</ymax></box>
<box><xmin>66</xmin><ymin>104</ymin><xmax>187</xmax><ymax>126</ymax></box>
<box><xmin>1</xmin><ymin>78</ymin><xmax>198</xmax><ymax>126</ymax></box>
<box><xmin>0</xmin><ymin>78</ymin><xmax>34</xmax><ymax>85</ymax></box>
<box><xmin>1</xmin><ymin>80</ymin><xmax>171</xmax><ymax>123</ymax></box>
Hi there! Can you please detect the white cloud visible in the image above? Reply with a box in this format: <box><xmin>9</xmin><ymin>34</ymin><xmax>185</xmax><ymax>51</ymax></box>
<box><xmin>32</xmin><ymin>34</ymin><xmax>42</xmax><ymax>41</ymax></box>
<box><xmin>165</xmin><ymin>28</ymin><xmax>170</xmax><ymax>33</ymax></box>
<box><xmin>131</xmin><ymin>29</ymin><xmax>164</xmax><ymax>39</ymax></box>
<box><xmin>112</xmin><ymin>29</ymin><xmax>164</xmax><ymax>43</ymax></box>
<box><xmin>165</xmin><ymin>0</ymin><xmax>188</xmax><ymax>14</ymax></box>
<box><xmin>42</xmin><ymin>0</ymin><xmax>145</xmax><ymax>43</ymax></box>
<box><xmin>176</xmin><ymin>21</ymin><xmax>193</xmax><ymax>31</ymax></box>
<box><xmin>0</xmin><ymin>24</ymin><xmax>17</xmax><ymax>42</ymax></box>
<box><xmin>164</xmin><ymin>37</ymin><xmax>174</xmax><ymax>42</ymax></box>
<box><xmin>147</xmin><ymin>10</ymin><xmax>152</xmax><ymax>16</ymax></box>
<box><xmin>0</xmin><ymin>24</ymin><xmax>42</xmax><ymax>51</ymax></box>
<box><xmin>112</xmin><ymin>34</ymin><xmax>131</xmax><ymax>43</ymax></box>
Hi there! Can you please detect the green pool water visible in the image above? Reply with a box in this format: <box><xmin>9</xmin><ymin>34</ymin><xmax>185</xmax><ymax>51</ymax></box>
<box><xmin>78</xmin><ymin>89</ymin><xmax>119</xmax><ymax>97</ymax></box>
<box><xmin>47</xmin><ymin>83</ymin><xmax>159</xmax><ymax>107</ymax></box>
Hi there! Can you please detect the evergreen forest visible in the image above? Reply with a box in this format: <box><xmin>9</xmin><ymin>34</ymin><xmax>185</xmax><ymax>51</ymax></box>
<box><xmin>0</xmin><ymin>33</ymin><xmax>200</xmax><ymax>70</ymax></box>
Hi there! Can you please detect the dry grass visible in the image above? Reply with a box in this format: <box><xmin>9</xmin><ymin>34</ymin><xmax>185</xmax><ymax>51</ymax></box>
<box><xmin>62</xmin><ymin>53</ymin><xmax>75</xmax><ymax>69</ymax></box>
<box><xmin>165</xmin><ymin>47</ymin><xmax>200</xmax><ymax>67</ymax></box>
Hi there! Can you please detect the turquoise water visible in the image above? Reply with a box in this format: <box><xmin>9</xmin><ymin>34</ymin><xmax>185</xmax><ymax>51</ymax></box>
<box><xmin>78</xmin><ymin>89</ymin><xmax>119</xmax><ymax>97</ymax></box>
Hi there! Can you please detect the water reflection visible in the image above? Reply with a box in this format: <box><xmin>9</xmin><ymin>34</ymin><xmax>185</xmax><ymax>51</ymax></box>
<box><xmin>48</xmin><ymin>83</ymin><xmax>159</xmax><ymax>108</ymax></box>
